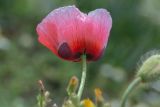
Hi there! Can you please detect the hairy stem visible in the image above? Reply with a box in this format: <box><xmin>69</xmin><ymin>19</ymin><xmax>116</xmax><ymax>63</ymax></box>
<box><xmin>120</xmin><ymin>77</ymin><xmax>142</xmax><ymax>107</ymax></box>
<box><xmin>77</xmin><ymin>54</ymin><xmax>87</xmax><ymax>100</ymax></box>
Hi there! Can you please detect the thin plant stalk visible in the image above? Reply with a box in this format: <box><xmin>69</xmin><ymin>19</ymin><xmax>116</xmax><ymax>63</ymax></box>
<box><xmin>77</xmin><ymin>54</ymin><xmax>87</xmax><ymax>100</ymax></box>
<box><xmin>38</xmin><ymin>80</ymin><xmax>45</xmax><ymax>107</ymax></box>
<box><xmin>39</xmin><ymin>93</ymin><xmax>44</xmax><ymax>107</ymax></box>
<box><xmin>120</xmin><ymin>77</ymin><xmax>142</xmax><ymax>107</ymax></box>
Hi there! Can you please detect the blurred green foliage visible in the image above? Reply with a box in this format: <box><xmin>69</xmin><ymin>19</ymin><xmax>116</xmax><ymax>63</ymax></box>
<box><xmin>0</xmin><ymin>0</ymin><xmax>160</xmax><ymax>107</ymax></box>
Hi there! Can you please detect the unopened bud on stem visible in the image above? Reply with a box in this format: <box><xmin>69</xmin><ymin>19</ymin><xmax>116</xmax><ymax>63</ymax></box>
<box><xmin>94</xmin><ymin>88</ymin><xmax>106</xmax><ymax>107</ymax></box>
<box><xmin>67</xmin><ymin>76</ymin><xmax>79</xmax><ymax>96</ymax></box>
<box><xmin>137</xmin><ymin>54</ymin><xmax>160</xmax><ymax>82</ymax></box>
<box><xmin>37</xmin><ymin>80</ymin><xmax>52</xmax><ymax>107</ymax></box>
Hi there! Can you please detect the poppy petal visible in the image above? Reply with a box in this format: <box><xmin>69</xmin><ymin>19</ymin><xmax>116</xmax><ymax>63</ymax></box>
<box><xmin>85</xmin><ymin>9</ymin><xmax>112</xmax><ymax>60</ymax></box>
<box><xmin>37</xmin><ymin>6</ymin><xmax>87</xmax><ymax>60</ymax></box>
<box><xmin>36</xmin><ymin>22</ymin><xmax>58</xmax><ymax>55</ymax></box>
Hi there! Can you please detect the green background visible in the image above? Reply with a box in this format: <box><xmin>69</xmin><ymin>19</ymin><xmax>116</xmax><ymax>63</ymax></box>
<box><xmin>0</xmin><ymin>0</ymin><xmax>160</xmax><ymax>107</ymax></box>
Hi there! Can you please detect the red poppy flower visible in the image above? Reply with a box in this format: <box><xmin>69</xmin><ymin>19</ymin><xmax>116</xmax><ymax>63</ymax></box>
<box><xmin>36</xmin><ymin>6</ymin><xmax>112</xmax><ymax>62</ymax></box>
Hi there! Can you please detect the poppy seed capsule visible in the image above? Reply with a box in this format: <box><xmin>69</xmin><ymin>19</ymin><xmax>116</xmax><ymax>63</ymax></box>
<box><xmin>137</xmin><ymin>54</ymin><xmax>160</xmax><ymax>82</ymax></box>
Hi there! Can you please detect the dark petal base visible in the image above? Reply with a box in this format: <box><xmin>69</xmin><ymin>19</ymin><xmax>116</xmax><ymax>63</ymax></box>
<box><xmin>58</xmin><ymin>43</ymin><xmax>72</xmax><ymax>59</ymax></box>
<box><xmin>58</xmin><ymin>42</ymin><xmax>105</xmax><ymax>61</ymax></box>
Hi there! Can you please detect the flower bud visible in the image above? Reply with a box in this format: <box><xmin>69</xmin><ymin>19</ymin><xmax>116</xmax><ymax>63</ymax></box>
<box><xmin>37</xmin><ymin>80</ymin><xmax>53</xmax><ymax>107</ymax></box>
<box><xmin>67</xmin><ymin>76</ymin><xmax>79</xmax><ymax>96</ymax></box>
<box><xmin>38</xmin><ymin>80</ymin><xmax>45</xmax><ymax>93</ymax></box>
<box><xmin>44</xmin><ymin>91</ymin><xmax>52</xmax><ymax>103</ymax></box>
<box><xmin>81</xmin><ymin>99</ymin><xmax>95</xmax><ymax>107</ymax></box>
<box><xmin>94</xmin><ymin>88</ymin><xmax>104</xmax><ymax>107</ymax></box>
<box><xmin>137</xmin><ymin>54</ymin><xmax>160</xmax><ymax>82</ymax></box>
<box><xmin>95</xmin><ymin>88</ymin><xmax>104</xmax><ymax>102</ymax></box>
<box><xmin>62</xmin><ymin>100</ymin><xmax>75</xmax><ymax>107</ymax></box>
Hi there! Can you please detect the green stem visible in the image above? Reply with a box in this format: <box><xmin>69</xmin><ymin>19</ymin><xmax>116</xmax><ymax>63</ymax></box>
<box><xmin>77</xmin><ymin>54</ymin><xmax>87</xmax><ymax>100</ymax></box>
<box><xmin>38</xmin><ymin>92</ymin><xmax>45</xmax><ymax>107</ymax></box>
<box><xmin>120</xmin><ymin>77</ymin><xmax>142</xmax><ymax>107</ymax></box>
<box><xmin>40</xmin><ymin>94</ymin><xmax>44</xmax><ymax>107</ymax></box>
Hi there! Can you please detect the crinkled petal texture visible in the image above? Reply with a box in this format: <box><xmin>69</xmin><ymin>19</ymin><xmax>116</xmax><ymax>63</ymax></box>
<box><xmin>36</xmin><ymin>6</ymin><xmax>112</xmax><ymax>62</ymax></box>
